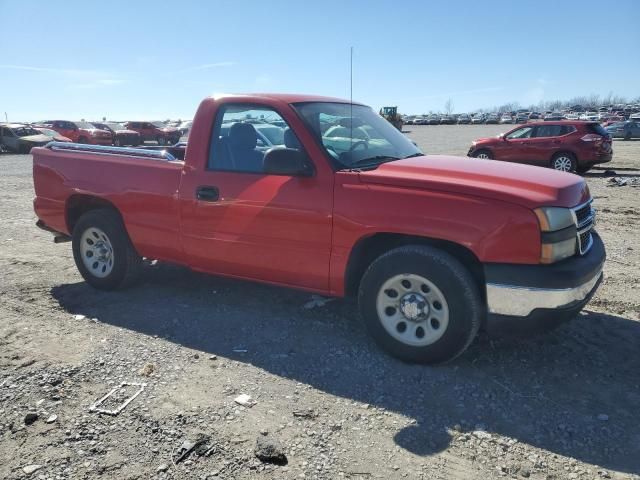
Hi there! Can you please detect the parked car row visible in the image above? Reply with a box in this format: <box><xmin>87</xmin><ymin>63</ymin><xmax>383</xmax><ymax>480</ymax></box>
<box><xmin>0</xmin><ymin>118</ymin><xmax>190</xmax><ymax>152</ymax></box>
<box><xmin>404</xmin><ymin>103</ymin><xmax>640</xmax><ymax>126</ymax></box>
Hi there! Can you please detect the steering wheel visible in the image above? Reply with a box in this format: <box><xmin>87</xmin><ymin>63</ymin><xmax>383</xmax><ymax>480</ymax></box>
<box><xmin>349</xmin><ymin>140</ymin><xmax>369</xmax><ymax>152</ymax></box>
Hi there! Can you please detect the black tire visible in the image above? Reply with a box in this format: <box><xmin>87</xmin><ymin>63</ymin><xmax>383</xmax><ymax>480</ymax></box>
<box><xmin>472</xmin><ymin>149</ymin><xmax>492</xmax><ymax>159</ymax></box>
<box><xmin>550</xmin><ymin>152</ymin><xmax>577</xmax><ymax>173</ymax></box>
<box><xmin>78</xmin><ymin>137</ymin><xmax>88</xmax><ymax>144</ymax></box>
<box><xmin>358</xmin><ymin>245</ymin><xmax>482</xmax><ymax>364</ymax></box>
<box><xmin>72</xmin><ymin>209</ymin><xmax>142</xmax><ymax>290</ymax></box>
<box><xmin>624</xmin><ymin>132</ymin><xmax>631</xmax><ymax>141</ymax></box>
<box><xmin>114</xmin><ymin>137</ymin><xmax>122</xmax><ymax>147</ymax></box>
<box><xmin>157</xmin><ymin>136</ymin><xmax>166</xmax><ymax>146</ymax></box>
<box><xmin>576</xmin><ymin>165</ymin><xmax>591</xmax><ymax>174</ymax></box>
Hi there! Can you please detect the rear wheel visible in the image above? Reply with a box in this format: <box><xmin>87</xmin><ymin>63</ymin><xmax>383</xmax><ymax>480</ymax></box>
<box><xmin>551</xmin><ymin>152</ymin><xmax>577</xmax><ymax>172</ymax></box>
<box><xmin>114</xmin><ymin>137</ymin><xmax>122</xmax><ymax>147</ymax></box>
<box><xmin>358</xmin><ymin>245</ymin><xmax>482</xmax><ymax>364</ymax></box>
<box><xmin>78</xmin><ymin>137</ymin><xmax>88</xmax><ymax>144</ymax></box>
<box><xmin>472</xmin><ymin>149</ymin><xmax>492</xmax><ymax>159</ymax></box>
<box><xmin>157</xmin><ymin>136</ymin><xmax>166</xmax><ymax>146</ymax></box>
<box><xmin>72</xmin><ymin>209</ymin><xmax>142</xmax><ymax>290</ymax></box>
<box><xmin>624</xmin><ymin>132</ymin><xmax>632</xmax><ymax>141</ymax></box>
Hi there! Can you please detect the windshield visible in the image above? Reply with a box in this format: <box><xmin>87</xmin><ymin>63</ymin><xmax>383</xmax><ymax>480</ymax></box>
<box><xmin>105</xmin><ymin>123</ymin><xmax>124</xmax><ymax>131</ymax></box>
<box><xmin>152</xmin><ymin>121</ymin><xmax>166</xmax><ymax>128</ymax></box>
<box><xmin>35</xmin><ymin>128</ymin><xmax>57</xmax><ymax>137</ymax></box>
<box><xmin>14</xmin><ymin>127</ymin><xmax>40</xmax><ymax>137</ymax></box>
<box><xmin>76</xmin><ymin>121</ymin><xmax>94</xmax><ymax>129</ymax></box>
<box><xmin>293</xmin><ymin>102</ymin><xmax>422</xmax><ymax>169</ymax></box>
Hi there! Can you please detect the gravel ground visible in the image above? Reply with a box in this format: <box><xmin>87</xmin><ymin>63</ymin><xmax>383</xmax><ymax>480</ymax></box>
<box><xmin>1</xmin><ymin>126</ymin><xmax>639</xmax><ymax>480</ymax></box>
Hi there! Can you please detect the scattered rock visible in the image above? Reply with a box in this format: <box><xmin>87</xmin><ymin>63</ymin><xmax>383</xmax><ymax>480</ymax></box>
<box><xmin>157</xmin><ymin>463</ymin><xmax>169</xmax><ymax>472</ymax></box>
<box><xmin>254</xmin><ymin>435</ymin><xmax>287</xmax><ymax>465</ymax></box>
<box><xmin>73</xmin><ymin>314</ymin><xmax>86</xmax><ymax>320</ymax></box>
<box><xmin>22</xmin><ymin>465</ymin><xmax>43</xmax><ymax>475</ymax></box>
<box><xmin>24</xmin><ymin>412</ymin><xmax>38</xmax><ymax>425</ymax></box>
<box><xmin>209</xmin><ymin>355</ymin><xmax>217</xmax><ymax>360</ymax></box>
<box><xmin>45</xmin><ymin>414</ymin><xmax>57</xmax><ymax>424</ymax></box>
<box><xmin>303</xmin><ymin>295</ymin><xmax>335</xmax><ymax>310</ymax></box>
<box><xmin>234</xmin><ymin>393</ymin><xmax>255</xmax><ymax>407</ymax></box>
<box><xmin>139</xmin><ymin>363</ymin><xmax>156</xmax><ymax>376</ymax></box>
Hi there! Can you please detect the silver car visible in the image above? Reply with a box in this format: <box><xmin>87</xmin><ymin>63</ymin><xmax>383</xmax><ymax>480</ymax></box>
<box><xmin>0</xmin><ymin>124</ymin><xmax>52</xmax><ymax>153</ymax></box>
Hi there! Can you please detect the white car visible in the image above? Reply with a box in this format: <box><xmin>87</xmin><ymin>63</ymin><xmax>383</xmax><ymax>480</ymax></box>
<box><xmin>499</xmin><ymin>114</ymin><xmax>513</xmax><ymax>124</ymax></box>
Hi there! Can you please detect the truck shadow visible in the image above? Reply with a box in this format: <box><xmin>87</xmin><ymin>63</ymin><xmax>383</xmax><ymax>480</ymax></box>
<box><xmin>50</xmin><ymin>263</ymin><xmax>640</xmax><ymax>474</ymax></box>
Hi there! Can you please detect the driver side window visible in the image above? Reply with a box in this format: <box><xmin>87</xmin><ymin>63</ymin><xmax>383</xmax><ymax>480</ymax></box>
<box><xmin>208</xmin><ymin>104</ymin><xmax>303</xmax><ymax>173</ymax></box>
<box><xmin>506</xmin><ymin>126</ymin><xmax>534</xmax><ymax>139</ymax></box>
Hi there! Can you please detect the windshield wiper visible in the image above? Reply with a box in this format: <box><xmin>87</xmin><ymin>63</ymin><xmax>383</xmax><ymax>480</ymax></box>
<box><xmin>402</xmin><ymin>152</ymin><xmax>423</xmax><ymax>159</ymax></box>
<box><xmin>346</xmin><ymin>155</ymin><xmax>401</xmax><ymax>170</ymax></box>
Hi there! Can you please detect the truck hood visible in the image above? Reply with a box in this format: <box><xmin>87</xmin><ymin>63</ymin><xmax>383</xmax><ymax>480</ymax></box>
<box><xmin>357</xmin><ymin>155</ymin><xmax>589</xmax><ymax>209</ymax></box>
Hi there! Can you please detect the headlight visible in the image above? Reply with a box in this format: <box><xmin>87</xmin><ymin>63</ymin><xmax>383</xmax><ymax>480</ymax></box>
<box><xmin>534</xmin><ymin>207</ymin><xmax>577</xmax><ymax>263</ymax></box>
<box><xmin>534</xmin><ymin>207</ymin><xmax>574</xmax><ymax>231</ymax></box>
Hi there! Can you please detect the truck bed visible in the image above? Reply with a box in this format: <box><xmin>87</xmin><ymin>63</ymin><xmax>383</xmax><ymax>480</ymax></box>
<box><xmin>32</xmin><ymin>143</ymin><xmax>185</xmax><ymax>262</ymax></box>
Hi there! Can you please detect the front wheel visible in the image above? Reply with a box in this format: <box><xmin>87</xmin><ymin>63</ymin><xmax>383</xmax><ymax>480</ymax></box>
<box><xmin>551</xmin><ymin>153</ymin><xmax>576</xmax><ymax>172</ymax></box>
<box><xmin>358</xmin><ymin>245</ymin><xmax>482</xmax><ymax>364</ymax></box>
<box><xmin>72</xmin><ymin>209</ymin><xmax>142</xmax><ymax>290</ymax></box>
<box><xmin>472</xmin><ymin>149</ymin><xmax>492</xmax><ymax>159</ymax></box>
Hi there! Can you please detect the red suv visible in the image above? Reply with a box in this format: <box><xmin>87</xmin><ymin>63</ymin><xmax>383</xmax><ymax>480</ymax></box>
<box><xmin>124</xmin><ymin>121</ymin><xmax>180</xmax><ymax>145</ymax></box>
<box><xmin>43</xmin><ymin>120</ymin><xmax>113</xmax><ymax>145</ymax></box>
<box><xmin>468</xmin><ymin>121</ymin><xmax>612</xmax><ymax>173</ymax></box>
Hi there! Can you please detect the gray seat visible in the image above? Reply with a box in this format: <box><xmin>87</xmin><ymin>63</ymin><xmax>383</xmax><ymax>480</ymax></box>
<box><xmin>228</xmin><ymin>123</ymin><xmax>264</xmax><ymax>172</ymax></box>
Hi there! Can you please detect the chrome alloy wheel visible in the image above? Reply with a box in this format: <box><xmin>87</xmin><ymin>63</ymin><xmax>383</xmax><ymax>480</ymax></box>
<box><xmin>376</xmin><ymin>273</ymin><xmax>450</xmax><ymax>347</ymax></box>
<box><xmin>553</xmin><ymin>156</ymin><xmax>573</xmax><ymax>172</ymax></box>
<box><xmin>80</xmin><ymin>227</ymin><xmax>114</xmax><ymax>278</ymax></box>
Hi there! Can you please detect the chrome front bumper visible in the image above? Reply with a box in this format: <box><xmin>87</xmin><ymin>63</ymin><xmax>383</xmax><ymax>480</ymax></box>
<box><xmin>486</xmin><ymin>269</ymin><xmax>603</xmax><ymax>317</ymax></box>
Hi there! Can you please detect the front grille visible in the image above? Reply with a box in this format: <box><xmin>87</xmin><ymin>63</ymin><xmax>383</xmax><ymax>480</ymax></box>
<box><xmin>572</xmin><ymin>199</ymin><xmax>595</xmax><ymax>254</ymax></box>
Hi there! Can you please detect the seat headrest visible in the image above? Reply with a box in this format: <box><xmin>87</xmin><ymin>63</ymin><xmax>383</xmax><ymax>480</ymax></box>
<box><xmin>229</xmin><ymin>122</ymin><xmax>257</xmax><ymax>150</ymax></box>
<box><xmin>283</xmin><ymin>128</ymin><xmax>301</xmax><ymax>149</ymax></box>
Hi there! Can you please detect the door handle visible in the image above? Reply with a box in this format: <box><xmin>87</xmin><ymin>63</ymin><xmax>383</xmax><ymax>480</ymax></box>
<box><xmin>196</xmin><ymin>186</ymin><xmax>219</xmax><ymax>202</ymax></box>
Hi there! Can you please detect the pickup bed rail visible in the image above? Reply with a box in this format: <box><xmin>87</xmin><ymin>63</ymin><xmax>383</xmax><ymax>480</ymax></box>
<box><xmin>46</xmin><ymin>141</ymin><xmax>178</xmax><ymax>161</ymax></box>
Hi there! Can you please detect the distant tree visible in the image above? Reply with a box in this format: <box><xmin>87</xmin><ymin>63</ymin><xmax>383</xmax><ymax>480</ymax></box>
<box><xmin>444</xmin><ymin>98</ymin><xmax>454</xmax><ymax>115</ymax></box>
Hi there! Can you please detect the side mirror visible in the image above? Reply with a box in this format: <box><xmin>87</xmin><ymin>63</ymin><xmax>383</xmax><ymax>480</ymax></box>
<box><xmin>263</xmin><ymin>148</ymin><xmax>314</xmax><ymax>177</ymax></box>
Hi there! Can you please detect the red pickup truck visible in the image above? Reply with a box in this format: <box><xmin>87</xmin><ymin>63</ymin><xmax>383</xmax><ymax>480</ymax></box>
<box><xmin>32</xmin><ymin>94</ymin><xmax>605</xmax><ymax>364</ymax></box>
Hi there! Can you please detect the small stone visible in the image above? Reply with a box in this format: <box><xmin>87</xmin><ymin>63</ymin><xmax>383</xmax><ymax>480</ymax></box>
<box><xmin>254</xmin><ymin>435</ymin><xmax>287</xmax><ymax>465</ymax></box>
<box><xmin>234</xmin><ymin>394</ymin><xmax>255</xmax><ymax>407</ymax></box>
<box><xmin>23</xmin><ymin>465</ymin><xmax>43</xmax><ymax>475</ymax></box>
<box><xmin>597</xmin><ymin>414</ymin><xmax>609</xmax><ymax>421</ymax></box>
<box><xmin>521</xmin><ymin>468</ymin><xmax>531</xmax><ymax>477</ymax></box>
<box><xmin>73</xmin><ymin>314</ymin><xmax>85</xmax><ymax>320</ymax></box>
<box><xmin>209</xmin><ymin>355</ymin><xmax>217</xmax><ymax>360</ymax></box>
<box><xmin>45</xmin><ymin>414</ymin><xmax>58</xmax><ymax>424</ymax></box>
<box><xmin>157</xmin><ymin>463</ymin><xmax>169</xmax><ymax>472</ymax></box>
<box><xmin>24</xmin><ymin>412</ymin><xmax>38</xmax><ymax>425</ymax></box>
<box><xmin>139</xmin><ymin>363</ymin><xmax>156</xmax><ymax>376</ymax></box>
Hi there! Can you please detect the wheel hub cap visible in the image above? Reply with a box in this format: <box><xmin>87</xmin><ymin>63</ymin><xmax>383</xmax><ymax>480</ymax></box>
<box><xmin>399</xmin><ymin>293</ymin><xmax>430</xmax><ymax>321</ymax></box>
<box><xmin>79</xmin><ymin>227</ymin><xmax>114</xmax><ymax>278</ymax></box>
<box><xmin>376</xmin><ymin>274</ymin><xmax>450</xmax><ymax>347</ymax></box>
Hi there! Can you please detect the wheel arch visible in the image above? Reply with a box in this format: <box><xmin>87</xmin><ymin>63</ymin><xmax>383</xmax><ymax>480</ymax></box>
<box><xmin>65</xmin><ymin>194</ymin><xmax>123</xmax><ymax>234</ymax></box>
<box><xmin>344</xmin><ymin>232</ymin><xmax>486</xmax><ymax>300</ymax></box>
<box><xmin>550</xmin><ymin>149</ymin><xmax>578</xmax><ymax>163</ymax></box>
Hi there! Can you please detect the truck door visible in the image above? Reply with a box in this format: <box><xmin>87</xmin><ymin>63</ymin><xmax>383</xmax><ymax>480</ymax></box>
<box><xmin>179</xmin><ymin>103</ymin><xmax>334</xmax><ymax>291</ymax></box>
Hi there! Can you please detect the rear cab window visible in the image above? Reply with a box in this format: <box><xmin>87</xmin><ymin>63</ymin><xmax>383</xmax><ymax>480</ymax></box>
<box><xmin>587</xmin><ymin>123</ymin><xmax>609</xmax><ymax>136</ymax></box>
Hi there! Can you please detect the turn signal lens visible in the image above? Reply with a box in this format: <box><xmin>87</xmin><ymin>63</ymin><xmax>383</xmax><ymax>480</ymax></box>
<box><xmin>540</xmin><ymin>237</ymin><xmax>577</xmax><ymax>264</ymax></box>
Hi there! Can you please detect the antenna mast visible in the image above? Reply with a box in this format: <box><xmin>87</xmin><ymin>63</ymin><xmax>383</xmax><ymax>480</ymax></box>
<box><xmin>350</xmin><ymin>46</ymin><xmax>353</xmax><ymax>150</ymax></box>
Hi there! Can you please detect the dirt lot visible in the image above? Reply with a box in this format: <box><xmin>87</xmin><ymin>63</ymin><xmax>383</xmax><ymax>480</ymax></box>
<box><xmin>1</xmin><ymin>126</ymin><xmax>639</xmax><ymax>480</ymax></box>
